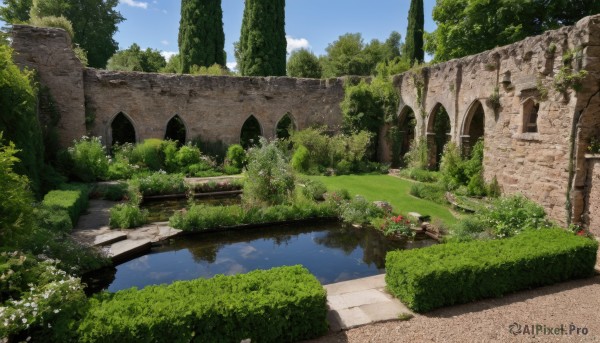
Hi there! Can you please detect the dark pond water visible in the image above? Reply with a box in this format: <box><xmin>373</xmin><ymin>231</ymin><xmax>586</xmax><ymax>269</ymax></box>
<box><xmin>141</xmin><ymin>195</ymin><xmax>242</xmax><ymax>222</ymax></box>
<box><xmin>102</xmin><ymin>222</ymin><xmax>436</xmax><ymax>292</ymax></box>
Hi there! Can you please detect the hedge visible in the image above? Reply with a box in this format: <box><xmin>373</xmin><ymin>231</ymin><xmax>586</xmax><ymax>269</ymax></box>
<box><xmin>386</xmin><ymin>229</ymin><xmax>598</xmax><ymax>312</ymax></box>
<box><xmin>76</xmin><ymin>266</ymin><xmax>328</xmax><ymax>343</ymax></box>
<box><xmin>42</xmin><ymin>184</ymin><xmax>89</xmax><ymax>225</ymax></box>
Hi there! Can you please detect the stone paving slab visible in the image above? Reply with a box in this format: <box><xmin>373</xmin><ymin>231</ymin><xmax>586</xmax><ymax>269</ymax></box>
<box><xmin>108</xmin><ymin>238</ymin><xmax>152</xmax><ymax>263</ymax></box>
<box><xmin>324</xmin><ymin>274</ymin><xmax>414</xmax><ymax>331</ymax></box>
<box><xmin>93</xmin><ymin>231</ymin><xmax>128</xmax><ymax>246</ymax></box>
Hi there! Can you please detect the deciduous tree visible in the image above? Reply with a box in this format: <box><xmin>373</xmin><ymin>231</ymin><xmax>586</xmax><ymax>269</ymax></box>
<box><xmin>287</xmin><ymin>48</ymin><xmax>321</xmax><ymax>78</ymax></box>
<box><xmin>106</xmin><ymin>43</ymin><xmax>166</xmax><ymax>72</ymax></box>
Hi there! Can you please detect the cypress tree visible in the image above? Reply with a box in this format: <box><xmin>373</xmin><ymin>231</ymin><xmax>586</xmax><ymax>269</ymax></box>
<box><xmin>178</xmin><ymin>0</ymin><xmax>225</xmax><ymax>74</ymax></box>
<box><xmin>238</xmin><ymin>0</ymin><xmax>286</xmax><ymax>76</ymax></box>
<box><xmin>404</xmin><ymin>0</ymin><xmax>424</xmax><ymax>65</ymax></box>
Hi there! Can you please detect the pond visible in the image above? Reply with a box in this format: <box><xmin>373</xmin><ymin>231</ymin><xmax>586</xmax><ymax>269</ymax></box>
<box><xmin>100</xmin><ymin>222</ymin><xmax>436</xmax><ymax>292</ymax></box>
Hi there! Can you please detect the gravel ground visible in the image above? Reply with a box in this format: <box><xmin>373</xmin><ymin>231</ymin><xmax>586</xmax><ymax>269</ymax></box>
<box><xmin>307</xmin><ymin>267</ymin><xmax>600</xmax><ymax>342</ymax></box>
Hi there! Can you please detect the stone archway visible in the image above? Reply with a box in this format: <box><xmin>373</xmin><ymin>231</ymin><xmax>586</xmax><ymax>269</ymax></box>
<box><xmin>164</xmin><ymin>115</ymin><xmax>187</xmax><ymax>145</ymax></box>
<box><xmin>461</xmin><ymin>100</ymin><xmax>485</xmax><ymax>157</ymax></box>
<box><xmin>426</xmin><ymin>104</ymin><xmax>451</xmax><ymax>169</ymax></box>
<box><xmin>389</xmin><ymin>106</ymin><xmax>416</xmax><ymax>167</ymax></box>
<box><xmin>275</xmin><ymin>113</ymin><xmax>295</xmax><ymax>139</ymax></box>
<box><xmin>240</xmin><ymin>115</ymin><xmax>262</xmax><ymax>148</ymax></box>
<box><xmin>110</xmin><ymin>112</ymin><xmax>136</xmax><ymax>146</ymax></box>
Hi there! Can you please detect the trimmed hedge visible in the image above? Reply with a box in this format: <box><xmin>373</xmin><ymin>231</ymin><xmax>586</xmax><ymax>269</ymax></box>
<box><xmin>76</xmin><ymin>266</ymin><xmax>328</xmax><ymax>343</ymax></box>
<box><xmin>386</xmin><ymin>229</ymin><xmax>598</xmax><ymax>312</ymax></box>
<box><xmin>41</xmin><ymin>184</ymin><xmax>89</xmax><ymax>225</ymax></box>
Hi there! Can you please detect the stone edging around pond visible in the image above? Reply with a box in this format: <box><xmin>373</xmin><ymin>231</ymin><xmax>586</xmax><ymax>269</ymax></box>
<box><xmin>142</xmin><ymin>190</ymin><xmax>242</xmax><ymax>202</ymax></box>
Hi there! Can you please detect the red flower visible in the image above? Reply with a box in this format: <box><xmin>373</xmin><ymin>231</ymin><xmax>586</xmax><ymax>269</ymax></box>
<box><xmin>577</xmin><ymin>230</ymin><xmax>586</xmax><ymax>236</ymax></box>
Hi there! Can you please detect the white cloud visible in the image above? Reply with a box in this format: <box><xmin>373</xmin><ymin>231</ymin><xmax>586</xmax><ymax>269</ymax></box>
<box><xmin>160</xmin><ymin>40</ymin><xmax>169</xmax><ymax>46</ymax></box>
<box><xmin>120</xmin><ymin>0</ymin><xmax>148</xmax><ymax>9</ymax></box>
<box><xmin>226</xmin><ymin>62</ymin><xmax>237</xmax><ymax>71</ymax></box>
<box><xmin>286</xmin><ymin>36</ymin><xmax>310</xmax><ymax>54</ymax></box>
<box><xmin>160</xmin><ymin>51</ymin><xmax>177</xmax><ymax>61</ymax></box>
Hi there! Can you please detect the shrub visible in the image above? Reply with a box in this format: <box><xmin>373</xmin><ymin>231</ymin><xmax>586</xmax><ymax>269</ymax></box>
<box><xmin>226</xmin><ymin>144</ymin><xmax>247</xmax><ymax>169</ymax></box>
<box><xmin>339</xmin><ymin>196</ymin><xmax>385</xmax><ymax>226</ymax></box>
<box><xmin>381</xmin><ymin>214</ymin><xmax>416</xmax><ymax>238</ymax></box>
<box><xmin>291</xmin><ymin>145</ymin><xmax>310</xmax><ymax>172</ymax></box>
<box><xmin>130</xmin><ymin>172</ymin><xmax>186</xmax><ymax>196</ymax></box>
<box><xmin>109</xmin><ymin>203</ymin><xmax>148</xmax><ymax>229</ymax></box>
<box><xmin>467</xmin><ymin>172</ymin><xmax>487</xmax><ymax>196</ymax></box>
<box><xmin>176</xmin><ymin>144</ymin><xmax>201</xmax><ymax>168</ymax></box>
<box><xmin>29</xmin><ymin>15</ymin><xmax>75</xmax><ymax>38</ymax></box>
<box><xmin>334</xmin><ymin>159</ymin><xmax>352</xmax><ymax>175</ymax></box>
<box><xmin>487</xmin><ymin>176</ymin><xmax>501</xmax><ymax>198</ymax></box>
<box><xmin>34</xmin><ymin>205</ymin><xmax>72</xmax><ymax>234</ymax></box>
<box><xmin>76</xmin><ymin>266</ymin><xmax>328</xmax><ymax>343</ymax></box>
<box><xmin>446</xmin><ymin>216</ymin><xmax>488</xmax><ymax>242</ymax></box>
<box><xmin>68</xmin><ymin>136</ymin><xmax>109</xmax><ymax>182</ymax></box>
<box><xmin>404</xmin><ymin>137</ymin><xmax>428</xmax><ymax>170</ymax></box>
<box><xmin>479</xmin><ymin>194</ymin><xmax>551</xmax><ymax>237</ymax></box>
<box><xmin>42</xmin><ymin>185</ymin><xmax>89</xmax><ymax>226</ymax></box>
<box><xmin>161</xmin><ymin>140</ymin><xmax>179</xmax><ymax>172</ymax></box>
<box><xmin>386</xmin><ymin>229</ymin><xmax>598</xmax><ymax>312</ymax></box>
<box><xmin>409</xmin><ymin>183</ymin><xmax>446</xmax><ymax>204</ymax></box>
<box><xmin>90</xmin><ymin>182</ymin><xmax>128</xmax><ymax>201</ymax></box>
<box><xmin>298</xmin><ymin>177</ymin><xmax>327</xmax><ymax>200</ymax></box>
<box><xmin>399</xmin><ymin>168</ymin><xmax>439</xmax><ymax>183</ymax></box>
<box><xmin>243</xmin><ymin>138</ymin><xmax>295</xmax><ymax>206</ymax></box>
<box><xmin>223</xmin><ymin>165</ymin><xmax>241</xmax><ymax>175</ymax></box>
<box><xmin>129</xmin><ymin>139</ymin><xmax>164</xmax><ymax>171</ymax></box>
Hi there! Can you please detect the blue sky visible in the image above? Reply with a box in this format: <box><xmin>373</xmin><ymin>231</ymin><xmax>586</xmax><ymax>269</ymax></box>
<box><xmin>116</xmin><ymin>0</ymin><xmax>438</xmax><ymax>69</ymax></box>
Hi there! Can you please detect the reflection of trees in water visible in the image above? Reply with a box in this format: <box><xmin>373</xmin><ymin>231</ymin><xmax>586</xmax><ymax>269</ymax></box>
<box><xmin>314</xmin><ymin>226</ymin><xmax>406</xmax><ymax>268</ymax></box>
<box><xmin>187</xmin><ymin>244</ymin><xmax>223</xmax><ymax>263</ymax></box>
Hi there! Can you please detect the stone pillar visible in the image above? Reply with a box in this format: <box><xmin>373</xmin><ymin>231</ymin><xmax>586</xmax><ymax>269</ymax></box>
<box><xmin>11</xmin><ymin>25</ymin><xmax>86</xmax><ymax>147</ymax></box>
<box><xmin>426</xmin><ymin>132</ymin><xmax>436</xmax><ymax>169</ymax></box>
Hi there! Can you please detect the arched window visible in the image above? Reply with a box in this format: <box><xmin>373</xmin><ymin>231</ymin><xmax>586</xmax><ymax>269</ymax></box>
<box><xmin>111</xmin><ymin>112</ymin><xmax>136</xmax><ymax>146</ymax></box>
<box><xmin>240</xmin><ymin>115</ymin><xmax>262</xmax><ymax>148</ymax></box>
<box><xmin>165</xmin><ymin>115</ymin><xmax>186</xmax><ymax>145</ymax></box>
<box><xmin>523</xmin><ymin>99</ymin><xmax>539</xmax><ymax>133</ymax></box>
<box><xmin>463</xmin><ymin>100</ymin><xmax>485</xmax><ymax>156</ymax></box>
<box><xmin>276</xmin><ymin>113</ymin><xmax>295</xmax><ymax>139</ymax></box>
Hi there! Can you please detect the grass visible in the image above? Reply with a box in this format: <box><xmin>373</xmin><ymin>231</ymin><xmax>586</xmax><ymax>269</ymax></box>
<box><xmin>312</xmin><ymin>174</ymin><xmax>458</xmax><ymax>225</ymax></box>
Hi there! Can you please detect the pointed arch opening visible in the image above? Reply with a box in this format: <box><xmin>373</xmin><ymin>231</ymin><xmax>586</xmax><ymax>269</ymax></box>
<box><xmin>240</xmin><ymin>115</ymin><xmax>262</xmax><ymax>149</ymax></box>
<box><xmin>165</xmin><ymin>115</ymin><xmax>187</xmax><ymax>145</ymax></box>
<box><xmin>462</xmin><ymin>100</ymin><xmax>485</xmax><ymax>156</ymax></box>
<box><xmin>275</xmin><ymin>113</ymin><xmax>295</xmax><ymax>139</ymax></box>
<box><xmin>390</xmin><ymin>106</ymin><xmax>416</xmax><ymax>167</ymax></box>
<box><xmin>111</xmin><ymin>112</ymin><xmax>136</xmax><ymax>146</ymax></box>
<box><xmin>522</xmin><ymin>98</ymin><xmax>539</xmax><ymax>133</ymax></box>
<box><xmin>427</xmin><ymin>104</ymin><xmax>451</xmax><ymax>169</ymax></box>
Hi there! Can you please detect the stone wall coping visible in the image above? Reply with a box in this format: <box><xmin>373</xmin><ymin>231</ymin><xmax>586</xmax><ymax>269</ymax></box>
<box><xmin>512</xmin><ymin>132</ymin><xmax>542</xmax><ymax>142</ymax></box>
<box><xmin>584</xmin><ymin>154</ymin><xmax>600</xmax><ymax>160</ymax></box>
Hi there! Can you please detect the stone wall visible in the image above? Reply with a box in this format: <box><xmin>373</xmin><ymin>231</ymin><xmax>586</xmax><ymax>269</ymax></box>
<box><xmin>83</xmin><ymin>70</ymin><xmax>344</xmax><ymax>145</ymax></box>
<box><xmin>9</xmin><ymin>15</ymin><xmax>600</xmax><ymax>228</ymax></box>
<box><xmin>10</xmin><ymin>25</ymin><xmax>86</xmax><ymax>147</ymax></box>
<box><xmin>585</xmin><ymin>157</ymin><xmax>600</xmax><ymax>237</ymax></box>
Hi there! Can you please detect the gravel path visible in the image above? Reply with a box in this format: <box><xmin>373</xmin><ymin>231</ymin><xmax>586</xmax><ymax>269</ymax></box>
<box><xmin>306</xmin><ymin>274</ymin><xmax>600</xmax><ymax>343</ymax></box>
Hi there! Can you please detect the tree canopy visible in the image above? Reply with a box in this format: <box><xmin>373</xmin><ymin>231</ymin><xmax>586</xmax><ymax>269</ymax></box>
<box><xmin>178</xmin><ymin>0</ymin><xmax>226</xmax><ymax>73</ymax></box>
<box><xmin>320</xmin><ymin>32</ymin><xmax>403</xmax><ymax>78</ymax></box>
<box><xmin>1</xmin><ymin>0</ymin><xmax>123</xmax><ymax>68</ymax></box>
<box><xmin>237</xmin><ymin>0</ymin><xmax>286</xmax><ymax>76</ymax></box>
<box><xmin>287</xmin><ymin>48</ymin><xmax>322</xmax><ymax>78</ymax></box>
<box><xmin>426</xmin><ymin>0</ymin><xmax>600</xmax><ymax>62</ymax></box>
<box><xmin>106</xmin><ymin>43</ymin><xmax>166</xmax><ymax>73</ymax></box>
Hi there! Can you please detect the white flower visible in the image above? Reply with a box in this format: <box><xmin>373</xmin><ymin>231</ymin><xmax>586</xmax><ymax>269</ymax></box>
<box><xmin>22</xmin><ymin>318</ymin><xmax>27</xmax><ymax>324</ymax></box>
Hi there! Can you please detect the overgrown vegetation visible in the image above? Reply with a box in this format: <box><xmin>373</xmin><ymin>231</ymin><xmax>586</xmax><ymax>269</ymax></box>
<box><xmin>386</xmin><ymin>228</ymin><xmax>598</xmax><ymax>312</ymax></box>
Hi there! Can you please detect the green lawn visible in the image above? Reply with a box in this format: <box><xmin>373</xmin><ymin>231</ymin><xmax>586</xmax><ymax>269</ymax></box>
<box><xmin>312</xmin><ymin>174</ymin><xmax>458</xmax><ymax>225</ymax></box>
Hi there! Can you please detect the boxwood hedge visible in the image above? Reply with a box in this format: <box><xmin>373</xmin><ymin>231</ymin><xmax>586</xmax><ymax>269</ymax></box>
<box><xmin>77</xmin><ymin>266</ymin><xmax>328</xmax><ymax>343</ymax></box>
<box><xmin>386</xmin><ymin>229</ymin><xmax>598</xmax><ymax>313</ymax></box>
<box><xmin>41</xmin><ymin>184</ymin><xmax>89</xmax><ymax>225</ymax></box>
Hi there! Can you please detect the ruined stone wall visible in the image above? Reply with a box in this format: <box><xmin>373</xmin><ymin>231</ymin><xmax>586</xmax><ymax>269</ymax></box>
<box><xmin>390</xmin><ymin>14</ymin><xmax>600</xmax><ymax>226</ymax></box>
<box><xmin>9</xmin><ymin>16</ymin><xmax>600</xmax><ymax>227</ymax></box>
<box><xmin>83</xmin><ymin>70</ymin><xmax>344</xmax><ymax>146</ymax></box>
<box><xmin>10</xmin><ymin>25</ymin><xmax>86</xmax><ymax>147</ymax></box>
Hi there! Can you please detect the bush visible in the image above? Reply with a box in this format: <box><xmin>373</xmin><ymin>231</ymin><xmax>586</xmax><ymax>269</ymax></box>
<box><xmin>76</xmin><ymin>266</ymin><xmax>328</xmax><ymax>343</ymax></box>
<box><xmin>446</xmin><ymin>216</ymin><xmax>488</xmax><ymax>242</ymax></box>
<box><xmin>399</xmin><ymin>168</ymin><xmax>439</xmax><ymax>183</ymax></box>
<box><xmin>291</xmin><ymin>145</ymin><xmax>310</xmax><ymax>172</ymax></box>
<box><xmin>42</xmin><ymin>185</ymin><xmax>89</xmax><ymax>226</ymax></box>
<box><xmin>130</xmin><ymin>172</ymin><xmax>186</xmax><ymax>197</ymax></box>
<box><xmin>128</xmin><ymin>139</ymin><xmax>164</xmax><ymax>171</ymax></box>
<box><xmin>226</xmin><ymin>144</ymin><xmax>247</xmax><ymax>169</ymax></box>
<box><xmin>243</xmin><ymin>138</ymin><xmax>295</xmax><ymax>206</ymax></box>
<box><xmin>386</xmin><ymin>229</ymin><xmax>598</xmax><ymax>312</ymax></box>
<box><xmin>404</xmin><ymin>137</ymin><xmax>428</xmax><ymax>170</ymax></box>
<box><xmin>90</xmin><ymin>182</ymin><xmax>128</xmax><ymax>201</ymax></box>
<box><xmin>409</xmin><ymin>183</ymin><xmax>446</xmax><ymax>204</ymax></box>
<box><xmin>68</xmin><ymin>136</ymin><xmax>109</xmax><ymax>182</ymax></box>
<box><xmin>109</xmin><ymin>203</ymin><xmax>148</xmax><ymax>229</ymax></box>
<box><xmin>176</xmin><ymin>144</ymin><xmax>201</xmax><ymax>168</ymax></box>
<box><xmin>29</xmin><ymin>15</ymin><xmax>75</xmax><ymax>38</ymax></box>
<box><xmin>299</xmin><ymin>178</ymin><xmax>327</xmax><ymax>200</ymax></box>
<box><xmin>479</xmin><ymin>194</ymin><xmax>551</xmax><ymax>238</ymax></box>
<box><xmin>339</xmin><ymin>196</ymin><xmax>385</xmax><ymax>226</ymax></box>
<box><xmin>223</xmin><ymin>165</ymin><xmax>241</xmax><ymax>175</ymax></box>
<box><xmin>161</xmin><ymin>140</ymin><xmax>179</xmax><ymax>173</ymax></box>
<box><xmin>34</xmin><ymin>205</ymin><xmax>72</xmax><ymax>234</ymax></box>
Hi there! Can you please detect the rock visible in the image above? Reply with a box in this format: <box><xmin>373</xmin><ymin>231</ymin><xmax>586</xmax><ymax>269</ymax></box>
<box><xmin>373</xmin><ymin>201</ymin><xmax>393</xmax><ymax>213</ymax></box>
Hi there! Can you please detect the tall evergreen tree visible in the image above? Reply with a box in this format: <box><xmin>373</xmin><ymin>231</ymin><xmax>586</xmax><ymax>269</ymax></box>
<box><xmin>238</xmin><ymin>0</ymin><xmax>286</xmax><ymax>76</ymax></box>
<box><xmin>404</xmin><ymin>0</ymin><xmax>424</xmax><ymax>64</ymax></box>
<box><xmin>178</xmin><ymin>0</ymin><xmax>225</xmax><ymax>74</ymax></box>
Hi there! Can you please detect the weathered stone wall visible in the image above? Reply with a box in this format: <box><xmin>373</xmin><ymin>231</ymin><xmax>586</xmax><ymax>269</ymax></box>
<box><xmin>10</xmin><ymin>25</ymin><xmax>86</xmax><ymax>147</ymax></box>
<box><xmin>83</xmin><ymin>70</ymin><xmax>344</xmax><ymax>145</ymax></box>
<box><xmin>388</xmin><ymin>14</ymin><xmax>600</xmax><ymax>226</ymax></box>
<box><xmin>585</xmin><ymin>157</ymin><xmax>600</xmax><ymax>237</ymax></box>
<box><xmin>9</xmin><ymin>15</ymin><xmax>600</xmax><ymax>228</ymax></box>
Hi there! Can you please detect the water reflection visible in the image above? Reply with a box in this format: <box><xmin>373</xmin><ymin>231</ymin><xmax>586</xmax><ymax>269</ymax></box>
<box><xmin>104</xmin><ymin>222</ymin><xmax>436</xmax><ymax>292</ymax></box>
<box><xmin>141</xmin><ymin>195</ymin><xmax>241</xmax><ymax>222</ymax></box>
